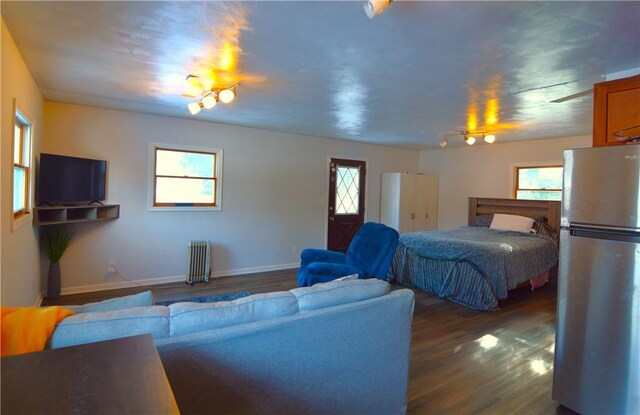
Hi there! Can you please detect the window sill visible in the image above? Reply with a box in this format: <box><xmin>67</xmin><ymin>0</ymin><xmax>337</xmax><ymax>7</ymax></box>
<box><xmin>148</xmin><ymin>205</ymin><xmax>222</xmax><ymax>212</ymax></box>
<box><xmin>12</xmin><ymin>212</ymin><xmax>32</xmax><ymax>232</ymax></box>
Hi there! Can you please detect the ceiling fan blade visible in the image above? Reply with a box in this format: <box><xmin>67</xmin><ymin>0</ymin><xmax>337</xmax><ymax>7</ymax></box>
<box><xmin>550</xmin><ymin>89</ymin><xmax>593</xmax><ymax>103</ymax></box>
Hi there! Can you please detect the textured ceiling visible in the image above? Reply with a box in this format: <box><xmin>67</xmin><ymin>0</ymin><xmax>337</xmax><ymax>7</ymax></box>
<box><xmin>2</xmin><ymin>1</ymin><xmax>639</xmax><ymax>149</ymax></box>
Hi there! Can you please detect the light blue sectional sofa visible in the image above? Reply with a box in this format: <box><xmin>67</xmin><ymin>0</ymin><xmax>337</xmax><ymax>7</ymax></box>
<box><xmin>49</xmin><ymin>279</ymin><xmax>415</xmax><ymax>415</ymax></box>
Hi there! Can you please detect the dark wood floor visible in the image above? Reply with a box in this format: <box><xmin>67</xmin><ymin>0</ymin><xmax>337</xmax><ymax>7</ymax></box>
<box><xmin>42</xmin><ymin>270</ymin><xmax>298</xmax><ymax>306</ymax></box>
<box><xmin>44</xmin><ymin>270</ymin><xmax>577</xmax><ymax>415</ymax></box>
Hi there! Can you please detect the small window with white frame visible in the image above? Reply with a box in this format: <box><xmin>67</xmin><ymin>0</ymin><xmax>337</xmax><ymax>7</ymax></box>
<box><xmin>13</xmin><ymin>108</ymin><xmax>32</xmax><ymax>222</ymax></box>
<box><xmin>150</xmin><ymin>143</ymin><xmax>222</xmax><ymax>211</ymax></box>
<box><xmin>515</xmin><ymin>165</ymin><xmax>563</xmax><ymax>201</ymax></box>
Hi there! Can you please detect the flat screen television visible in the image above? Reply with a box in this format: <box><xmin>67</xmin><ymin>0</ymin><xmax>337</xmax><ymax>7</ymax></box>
<box><xmin>37</xmin><ymin>153</ymin><xmax>107</xmax><ymax>205</ymax></box>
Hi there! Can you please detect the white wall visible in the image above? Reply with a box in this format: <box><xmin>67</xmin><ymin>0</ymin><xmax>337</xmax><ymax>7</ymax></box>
<box><xmin>42</xmin><ymin>102</ymin><xmax>419</xmax><ymax>293</ymax></box>
<box><xmin>419</xmin><ymin>135</ymin><xmax>591</xmax><ymax>230</ymax></box>
<box><xmin>1</xmin><ymin>18</ymin><xmax>44</xmax><ymax>306</ymax></box>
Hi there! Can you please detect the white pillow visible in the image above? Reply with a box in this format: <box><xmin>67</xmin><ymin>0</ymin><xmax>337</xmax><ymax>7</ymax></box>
<box><xmin>490</xmin><ymin>214</ymin><xmax>535</xmax><ymax>233</ymax></box>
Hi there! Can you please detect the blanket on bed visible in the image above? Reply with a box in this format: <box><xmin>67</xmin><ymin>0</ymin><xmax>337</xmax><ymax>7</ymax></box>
<box><xmin>396</xmin><ymin>226</ymin><xmax>558</xmax><ymax>306</ymax></box>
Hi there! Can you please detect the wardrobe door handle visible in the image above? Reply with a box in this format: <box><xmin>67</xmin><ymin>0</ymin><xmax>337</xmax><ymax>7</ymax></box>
<box><xmin>425</xmin><ymin>213</ymin><xmax>428</xmax><ymax>220</ymax></box>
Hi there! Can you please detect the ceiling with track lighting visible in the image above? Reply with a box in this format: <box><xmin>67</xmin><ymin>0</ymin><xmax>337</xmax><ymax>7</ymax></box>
<box><xmin>2</xmin><ymin>1</ymin><xmax>639</xmax><ymax>149</ymax></box>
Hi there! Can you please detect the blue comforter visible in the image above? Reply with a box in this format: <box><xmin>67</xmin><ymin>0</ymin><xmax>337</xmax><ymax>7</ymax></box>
<box><xmin>393</xmin><ymin>227</ymin><xmax>558</xmax><ymax>310</ymax></box>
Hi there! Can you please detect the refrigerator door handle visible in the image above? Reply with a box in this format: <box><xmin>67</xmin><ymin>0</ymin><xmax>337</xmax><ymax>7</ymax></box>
<box><xmin>569</xmin><ymin>228</ymin><xmax>640</xmax><ymax>243</ymax></box>
<box><xmin>571</xmin><ymin>222</ymin><xmax>640</xmax><ymax>233</ymax></box>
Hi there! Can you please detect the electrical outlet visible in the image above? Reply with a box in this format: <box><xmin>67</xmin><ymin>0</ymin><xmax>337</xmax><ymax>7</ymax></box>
<box><xmin>292</xmin><ymin>245</ymin><xmax>297</xmax><ymax>254</ymax></box>
<box><xmin>107</xmin><ymin>259</ymin><xmax>116</xmax><ymax>273</ymax></box>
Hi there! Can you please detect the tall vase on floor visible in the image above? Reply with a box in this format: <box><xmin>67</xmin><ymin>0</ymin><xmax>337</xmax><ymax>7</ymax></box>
<box><xmin>40</xmin><ymin>225</ymin><xmax>75</xmax><ymax>300</ymax></box>
<box><xmin>47</xmin><ymin>262</ymin><xmax>62</xmax><ymax>299</ymax></box>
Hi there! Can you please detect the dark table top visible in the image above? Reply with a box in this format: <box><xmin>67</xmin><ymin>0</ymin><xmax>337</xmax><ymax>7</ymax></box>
<box><xmin>1</xmin><ymin>334</ymin><xmax>180</xmax><ymax>414</ymax></box>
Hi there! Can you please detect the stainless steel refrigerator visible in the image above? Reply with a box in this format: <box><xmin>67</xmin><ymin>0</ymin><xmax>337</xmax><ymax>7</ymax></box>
<box><xmin>553</xmin><ymin>145</ymin><xmax>640</xmax><ymax>414</ymax></box>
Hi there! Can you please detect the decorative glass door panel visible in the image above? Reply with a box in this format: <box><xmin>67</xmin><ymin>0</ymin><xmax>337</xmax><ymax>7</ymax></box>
<box><xmin>335</xmin><ymin>166</ymin><xmax>360</xmax><ymax>215</ymax></box>
<box><xmin>328</xmin><ymin>159</ymin><xmax>366</xmax><ymax>252</ymax></box>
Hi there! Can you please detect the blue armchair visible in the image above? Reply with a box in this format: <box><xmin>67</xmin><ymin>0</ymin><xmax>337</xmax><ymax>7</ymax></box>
<box><xmin>296</xmin><ymin>222</ymin><xmax>400</xmax><ymax>287</ymax></box>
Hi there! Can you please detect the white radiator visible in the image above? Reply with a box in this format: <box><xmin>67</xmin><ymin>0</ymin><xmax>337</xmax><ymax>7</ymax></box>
<box><xmin>186</xmin><ymin>240</ymin><xmax>211</xmax><ymax>285</ymax></box>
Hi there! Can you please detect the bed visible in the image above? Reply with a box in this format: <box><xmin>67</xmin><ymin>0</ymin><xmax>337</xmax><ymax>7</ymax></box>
<box><xmin>389</xmin><ymin>198</ymin><xmax>560</xmax><ymax>311</ymax></box>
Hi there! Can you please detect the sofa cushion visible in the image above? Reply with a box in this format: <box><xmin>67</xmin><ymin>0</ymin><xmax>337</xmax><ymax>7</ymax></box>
<box><xmin>66</xmin><ymin>291</ymin><xmax>154</xmax><ymax>314</ymax></box>
<box><xmin>169</xmin><ymin>291</ymin><xmax>299</xmax><ymax>337</ymax></box>
<box><xmin>290</xmin><ymin>279</ymin><xmax>390</xmax><ymax>312</ymax></box>
<box><xmin>49</xmin><ymin>306</ymin><xmax>169</xmax><ymax>348</ymax></box>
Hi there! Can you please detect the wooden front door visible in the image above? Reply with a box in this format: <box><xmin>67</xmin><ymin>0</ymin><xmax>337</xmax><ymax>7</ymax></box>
<box><xmin>327</xmin><ymin>158</ymin><xmax>366</xmax><ymax>252</ymax></box>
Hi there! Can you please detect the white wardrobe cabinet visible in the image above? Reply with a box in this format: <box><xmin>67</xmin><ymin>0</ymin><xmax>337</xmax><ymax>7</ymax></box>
<box><xmin>380</xmin><ymin>172</ymin><xmax>438</xmax><ymax>233</ymax></box>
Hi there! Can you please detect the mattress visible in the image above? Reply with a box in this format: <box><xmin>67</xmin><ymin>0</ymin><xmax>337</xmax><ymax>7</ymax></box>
<box><xmin>389</xmin><ymin>226</ymin><xmax>558</xmax><ymax>311</ymax></box>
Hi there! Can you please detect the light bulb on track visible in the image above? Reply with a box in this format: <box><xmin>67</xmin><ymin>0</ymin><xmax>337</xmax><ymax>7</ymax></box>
<box><xmin>188</xmin><ymin>102</ymin><xmax>203</xmax><ymax>115</ymax></box>
<box><xmin>219</xmin><ymin>88</ymin><xmax>236</xmax><ymax>104</ymax></box>
<box><xmin>202</xmin><ymin>94</ymin><xmax>217</xmax><ymax>109</ymax></box>
<box><xmin>484</xmin><ymin>134</ymin><xmax>496</xmax><ymax>144</ymax></box>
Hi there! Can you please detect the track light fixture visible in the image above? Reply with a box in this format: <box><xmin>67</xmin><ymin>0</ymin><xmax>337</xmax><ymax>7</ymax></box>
<box><xmin>364</xmin><ymin>0</ymin><xmax>393</xmax><ymax>19</ymax></box>
<box><xmin>186</xmin><ymin>76</ymin><xmax>239</xmax><ymax>115</ymax></box>
<box><xmin>218</xmin><ymin>87</ymin><xmax>236</xmax><ymax>104</ymax></box>
<box><xmin>188</xmin><ymin>102</ymin><xmax>203</xmax><ymax>115</ymax></box>
<box><xmin>440</xmin><ymin>130</ymin><xmax>497</xmax><ymax>148</ymax></box>
<box><xmin>483</xmin><ymin>134</ymin><xmax>496</xmax><ymax>144</ymax></box>
<box><xmin>202</xmin><ymin>93</ymin><xmax>217</xmax><ymax>109</ymax></box>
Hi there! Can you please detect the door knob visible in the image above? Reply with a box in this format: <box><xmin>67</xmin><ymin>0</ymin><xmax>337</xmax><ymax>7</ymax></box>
<box><xmin>329</xmin><ymin>217</ymin><xmax>334</xmax><ymax>221</ymax></box>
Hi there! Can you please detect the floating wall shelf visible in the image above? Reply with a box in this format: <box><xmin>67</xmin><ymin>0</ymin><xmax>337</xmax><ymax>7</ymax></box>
<box><xmin>33</xmin><ymin>205</ymin><xmax>120</xmax><ymax>226</ymax></box>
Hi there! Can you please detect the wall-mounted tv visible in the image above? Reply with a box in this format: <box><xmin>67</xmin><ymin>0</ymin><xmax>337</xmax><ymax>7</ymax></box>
<box><xmin>37</xmin><ymin>153</ymin><xmax>107</xmax><ymax>205</ymax></box>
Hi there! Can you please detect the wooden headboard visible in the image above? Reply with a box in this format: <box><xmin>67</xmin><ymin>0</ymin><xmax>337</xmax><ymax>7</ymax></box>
<box><xmin>468</xmin><ymin>197</ymin><xmax>561</xmax><ymax>231</ymax></box>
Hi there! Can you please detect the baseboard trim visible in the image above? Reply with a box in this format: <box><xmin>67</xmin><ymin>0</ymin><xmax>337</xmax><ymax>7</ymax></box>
<box><xmin>60</xmin><ymin>263</ymin><xmax>299</xmax><ymax>296</ymax></box>
<box><xmin>60</xmin><ymin>274</ymin><xmax>186</xmax><ymax>296</ymax></box>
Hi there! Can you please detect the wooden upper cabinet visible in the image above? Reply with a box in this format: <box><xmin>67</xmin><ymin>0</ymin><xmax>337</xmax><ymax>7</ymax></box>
<box><xmin>593</xmin><ymin>74</ymin><xmax>640</xmax><ymax>147</ymax></box>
